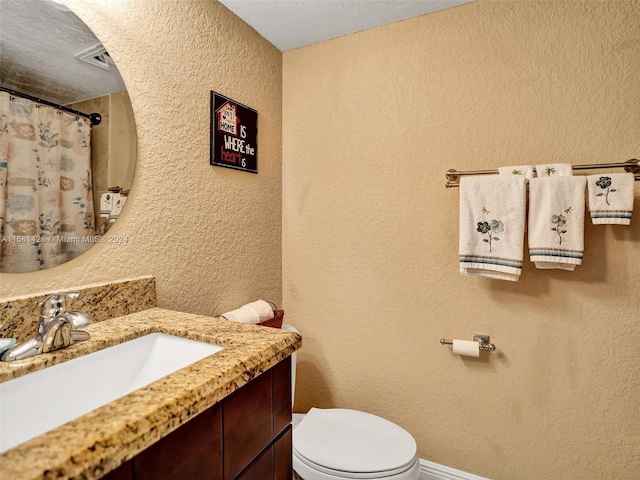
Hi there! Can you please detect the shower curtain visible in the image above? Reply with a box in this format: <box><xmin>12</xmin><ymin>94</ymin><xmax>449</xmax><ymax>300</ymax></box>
<box><xmin>0</xmin><ymin>91</ymin><xmax>95</xmax><ymax>273</ymax></box>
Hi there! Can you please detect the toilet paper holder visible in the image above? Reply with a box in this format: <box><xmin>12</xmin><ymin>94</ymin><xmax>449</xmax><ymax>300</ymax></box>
<box><xmin>440</xmin><ymin>334</ymin><xmax>496</xmax><ymax>352</ymax></box>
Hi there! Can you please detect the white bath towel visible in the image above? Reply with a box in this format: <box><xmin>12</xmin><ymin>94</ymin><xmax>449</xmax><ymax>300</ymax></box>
<box><xmin>535</xmin><ymin>163</ymin><xmax>573</xmax><ymax>177</ymax></box>
<box><xmin>498</xmin><ymin>165</ymin><xmax>535</xmax><ymax>180</ymax></box>
<box><xmin>586</xmin><ymin>173</ymin><xmax>635</xmax><ymax>225</ymax></box>
<box><xmin>528</xmin><ymin>177</ymin><xmax>586</xmax><ymax>270</ymax></box>
<box><xmin>459</xmin><ymin>176</ymin><xmax>527</xmax><ymax>282</ymax></box>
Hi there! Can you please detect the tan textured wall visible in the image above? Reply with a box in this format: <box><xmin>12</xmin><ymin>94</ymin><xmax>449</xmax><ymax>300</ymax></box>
<box><xmin>0</xmin><ymin>0</ymin><xmax>283</xmax><ymax>314</ymax></box>
<box><xmin>283</xmin><ymin>1</ymin><xmax>640</xmax><ymax>479</ymax></box>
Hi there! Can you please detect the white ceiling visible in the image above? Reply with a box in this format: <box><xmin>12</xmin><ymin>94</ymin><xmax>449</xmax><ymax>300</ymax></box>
<box><xmin>219</xmin><ymin>0</ymin><xmax>474</xmax><ymax>51</ymax></box>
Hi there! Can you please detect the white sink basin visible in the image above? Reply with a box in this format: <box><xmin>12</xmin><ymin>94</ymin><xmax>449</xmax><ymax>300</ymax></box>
<box><xmin>0</xmin><ymin>333</ymin><xmax>223</xmax><ymax>453</ymax></box>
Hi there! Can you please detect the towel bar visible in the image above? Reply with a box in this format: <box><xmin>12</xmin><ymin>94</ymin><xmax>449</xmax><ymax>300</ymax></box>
<box><xmin>445</xmin><ymin>159</ymin><xmax>640</xmax><ymax>188</ymax></box>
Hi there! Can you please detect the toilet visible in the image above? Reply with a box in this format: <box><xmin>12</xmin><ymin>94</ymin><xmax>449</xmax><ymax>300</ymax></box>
<box><xmin>282</xmin><ymin>325</ymin><xmax>421</xmax><ymax>480</ymax></box>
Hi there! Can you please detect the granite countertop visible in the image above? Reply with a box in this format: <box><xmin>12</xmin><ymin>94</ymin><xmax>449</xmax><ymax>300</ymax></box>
<box><xmin>0</xmin><ymin>307</ymin><xmax>302</xmax><ymax>480</ymax></box>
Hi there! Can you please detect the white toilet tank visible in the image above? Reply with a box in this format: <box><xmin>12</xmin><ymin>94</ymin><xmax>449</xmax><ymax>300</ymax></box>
<box><xmin>282</xmin><ymin>324</ymin><xmax>298</xmax><ymax>406</ymax></box>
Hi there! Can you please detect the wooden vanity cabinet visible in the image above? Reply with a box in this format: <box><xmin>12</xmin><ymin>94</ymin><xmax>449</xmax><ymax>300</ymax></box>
<box><xmin>102</xmin><ymin>356</ymin><xmax>292</xmax><ymax>480</ymax></box>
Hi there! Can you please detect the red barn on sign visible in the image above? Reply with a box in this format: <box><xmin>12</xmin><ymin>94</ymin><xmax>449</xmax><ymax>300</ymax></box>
<box><xmin>215</xmin><ymin>101</ymin><xmax>240</xmax><ymax>135</ymax></box>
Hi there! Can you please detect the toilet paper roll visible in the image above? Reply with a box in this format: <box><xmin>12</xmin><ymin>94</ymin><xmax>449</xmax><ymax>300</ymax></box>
<box><xmin>452</xmin><ymin>339</ymin><xmax>480</xmax><ymax>357</ymax></box>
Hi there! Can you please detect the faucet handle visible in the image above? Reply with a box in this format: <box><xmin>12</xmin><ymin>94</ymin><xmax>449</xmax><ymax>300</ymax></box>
<box><xmin>65</xmin><ymin>311</ymin><xmax>93</xmax><ymax>329</ymax></box>
<box><xmin>39</xmin><ymin>292</ymin><xmax>80</xmax><ymax>321</ymax></box>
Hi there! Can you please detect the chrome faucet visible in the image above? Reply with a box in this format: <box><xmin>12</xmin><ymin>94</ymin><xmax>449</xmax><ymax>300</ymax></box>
<box><xmin>1</xmin><ymin>292</ymin><xmax>93</xmax><ymax>362</ymax></box>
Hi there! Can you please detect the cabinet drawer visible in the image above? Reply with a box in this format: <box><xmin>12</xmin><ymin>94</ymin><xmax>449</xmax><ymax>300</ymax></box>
<box><xmin>223</xmin><ymin>369</ymin><xmax>273</xmax><ymax>479</ymax></box>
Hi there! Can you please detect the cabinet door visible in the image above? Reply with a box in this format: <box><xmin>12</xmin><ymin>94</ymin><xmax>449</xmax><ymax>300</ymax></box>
<box><xmin>135</xmin><ymin>403</ymin><xmax>223</xmax><ymax>480</ymax></box>
<box><xmin>223</xmin><ymin>370</ymin><xmax>273</xmax><ymax>479</ymax></box>
<box><xmin>274</xmin><ymin>426</ymin><xmax>292</xmax><ymax>480</ymax></box>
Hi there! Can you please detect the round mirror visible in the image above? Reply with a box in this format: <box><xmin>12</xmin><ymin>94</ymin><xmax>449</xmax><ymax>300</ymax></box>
<box><xmin>0</xmin><ymin>0</ymin><xmax>136</xmax><ymax>273</ymax></box>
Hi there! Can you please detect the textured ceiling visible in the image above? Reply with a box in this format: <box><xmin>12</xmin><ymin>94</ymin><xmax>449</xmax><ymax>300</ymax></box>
<box><xmin>219</xmin><ymin>0</ymin><xmax>473</xmax><ymax>51</ymax></box>
<box><xmin>0</xmin><ymin>0</ymin><xmax>126</xmax><ymax>105</ymax></box>
<box><xmin>0</xmin><ymin>0</ymin><xmax>473</xmax><ymax>105</ymax></box>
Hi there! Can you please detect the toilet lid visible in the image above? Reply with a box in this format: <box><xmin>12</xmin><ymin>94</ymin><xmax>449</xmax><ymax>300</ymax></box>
<box><xmin>293</xmin><ymin>408</ymin><xmax>417</xmax><ymax>475</ymax></box>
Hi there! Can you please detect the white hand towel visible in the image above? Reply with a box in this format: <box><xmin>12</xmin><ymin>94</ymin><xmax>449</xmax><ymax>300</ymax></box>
<box><xmin>459</xmin><ymin>176</ymin><xmax>527</xmax><ymax>282</ymax></box>
<box><xmin>586</xmin><ymin>173</ymin><xmax>635</xmax><ymax>225</ymax></box>
<box><xmin>498</xmin><ymin>165</ymin><xmax>535</xmax><ymax>180</ymax></box>
<box><xmin>535</xmin><ymin>163</ymin><xmax>573</xmax><ymax>177</ymax></box>
<box><xmin>222</xmin><ymin>305</ymin><xmax>260</xmax><ymax>324</ymax></box>
<box><xmin>528</xmin><ymin>177</ymin><xmax>586</xmax><ymax>270</ymax></box>
<box><xmin>245</xmin><ymin>300</ymin><xmax>275</xmax><ymax>320</ymax></box>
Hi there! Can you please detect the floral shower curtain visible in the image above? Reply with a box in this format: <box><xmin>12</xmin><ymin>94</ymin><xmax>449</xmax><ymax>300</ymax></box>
<box><xmin>0</xmin><ymin>91</ymin><xmax>95</xmax><ymax>273</ymax></box>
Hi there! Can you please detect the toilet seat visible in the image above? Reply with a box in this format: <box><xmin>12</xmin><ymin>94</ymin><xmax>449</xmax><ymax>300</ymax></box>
<box><xmin>293</xmin><ymin>451</ymin><xmax>421</xmax><ymax>480</ymax></box>
<box><xmin>293</xmin><ymin>408</ymin><xmax>420</xmax><ymax>480</ymax></box>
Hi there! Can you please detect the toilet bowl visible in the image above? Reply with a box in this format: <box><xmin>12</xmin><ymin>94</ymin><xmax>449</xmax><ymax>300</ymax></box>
<box><xmin>282</xmin><ymin>325</ymin><xmax>421</xmax><ymax>480</ymax></box>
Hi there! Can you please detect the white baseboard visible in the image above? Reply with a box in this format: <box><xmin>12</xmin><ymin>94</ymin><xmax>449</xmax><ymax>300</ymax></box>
<box><xmin>420</xmin><ymin>459</ymin><xmax>490</xmax><ymax>480</ymax></box>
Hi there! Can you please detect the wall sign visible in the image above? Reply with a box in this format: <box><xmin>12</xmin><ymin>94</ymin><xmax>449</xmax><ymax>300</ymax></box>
<box><xmin>210</xmin><ymin>91</ymin><xmax>258</xmax><ymax>173</ymax></box>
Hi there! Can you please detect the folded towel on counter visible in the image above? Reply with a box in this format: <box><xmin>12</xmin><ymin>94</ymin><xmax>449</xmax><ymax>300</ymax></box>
<box><xmin>221</xmin><ymin>300</ymin><xmax>274</xmax><ymax>324</ymax></box>
<box><xmin>498</xmin><ymin>165</ymin><xmax>535</xmax><ymax>180</ymax></box>
<box><xmin>459</xmin><ymin>176</ymin><xmax>528</xmax><ymax>282</ymax></box>
<box><xmin>535</xmin><ymin>163</ymin><xmax>573</xmax><ymax>177</ymax></box>
<box><xmin>586</xmin><ymin>173</ymin><xmax>635</xmax><ymax>225</ymax></box>
<box><xmin>528</xmin><ymin>177</ymin><xmax>586</xmax><ymax>270</ymax></box>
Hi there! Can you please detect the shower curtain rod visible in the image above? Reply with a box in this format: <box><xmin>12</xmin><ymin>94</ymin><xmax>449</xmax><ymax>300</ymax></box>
<box><xmin>0</xmin><ymin>86</ymin><xmax>102</xmax><ymax>126</ymax></box>
<box><xmin>445</xmin><ymin>159</ymin><xmax>640</xmax><ymax>188</ymax></box>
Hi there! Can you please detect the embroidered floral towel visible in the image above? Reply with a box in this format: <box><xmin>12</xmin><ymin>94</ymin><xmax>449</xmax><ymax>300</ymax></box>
<box><xmin>528</xmin><ymin>177</ymin><xmax>586</xmax><ymax>270</ymax></box>
<box><xmin>498</xmin><ymin>165</ymin><xmax>535</xmax><ymax>180</ymax></box>
<box><xmin>535</xmin><ymin>163</ymin><xmax>573</xmax><ymax>177</ymax></box>
<box><xmin>586</xmin><ymin>173</ymin><xmax>635</xmax><ymax>225</ymax></box>
<box><xmin>459</xmin><ymin>176</ymin><xmax>527</xmax><ymax>282</ymax></box>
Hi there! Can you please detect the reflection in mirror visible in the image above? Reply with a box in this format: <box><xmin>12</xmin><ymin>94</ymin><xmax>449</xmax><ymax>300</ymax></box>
<box><xmin>0</xmin><ymin>0</ymin><xmax>136</xmax><ymax>273</ymax></box>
